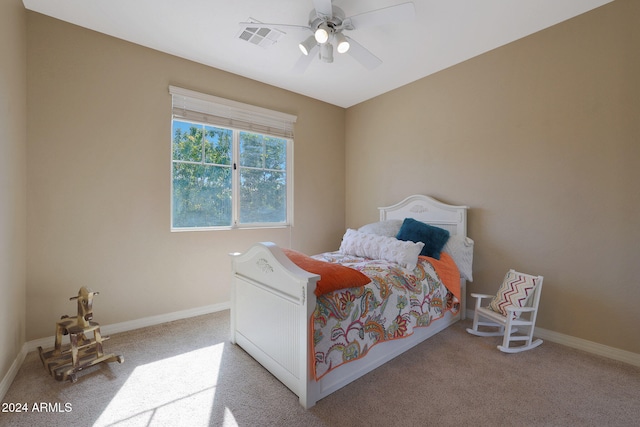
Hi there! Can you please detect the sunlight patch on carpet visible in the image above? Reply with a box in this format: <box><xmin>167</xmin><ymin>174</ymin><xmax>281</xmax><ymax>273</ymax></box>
<box><xmin>93</xmin><ymin>343</ymin><xmax>224</xmax><ymax>426</ymax></box>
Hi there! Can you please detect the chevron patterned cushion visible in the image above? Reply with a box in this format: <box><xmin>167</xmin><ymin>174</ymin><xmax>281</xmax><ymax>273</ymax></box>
<box><xmin>488</xmin><ymin>270</ymin><xmax>539</xmax><ymax>318</ymax></box>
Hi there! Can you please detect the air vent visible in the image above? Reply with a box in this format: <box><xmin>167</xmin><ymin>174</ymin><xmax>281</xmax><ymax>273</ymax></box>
<box><xmin>237</xmin><ymin>20</ymin><xmax>284</xmax><ymax>48</ymax></box>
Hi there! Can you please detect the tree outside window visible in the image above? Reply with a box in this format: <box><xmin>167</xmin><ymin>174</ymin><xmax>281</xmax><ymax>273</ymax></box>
<box><xmin>171</xmin><ymin>120</ymin><xmax>290</xmax><ymax>229</ymax></box>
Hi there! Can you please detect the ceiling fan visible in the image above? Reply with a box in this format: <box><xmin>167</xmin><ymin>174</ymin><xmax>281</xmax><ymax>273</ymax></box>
<box><xmin>238</xmin><ymin>0</ymin><xmax>416</xmax><ymax>72</ymax></box>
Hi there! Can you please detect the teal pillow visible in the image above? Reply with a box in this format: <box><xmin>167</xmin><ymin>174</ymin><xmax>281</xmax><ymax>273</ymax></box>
<box><xmin>396</xmin><ymin>218</ymin><xmax>450</xmax><ymax>259</ymax></box>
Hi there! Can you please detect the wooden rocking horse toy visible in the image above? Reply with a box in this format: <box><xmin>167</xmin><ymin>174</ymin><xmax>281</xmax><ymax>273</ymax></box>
<box><xmin>38</xmin><ymin>286</ymin><xmax>123</xmax><ymax>382</ymax></box>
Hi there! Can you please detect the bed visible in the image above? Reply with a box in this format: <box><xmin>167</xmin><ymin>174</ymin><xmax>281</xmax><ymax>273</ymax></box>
<box><xmin>230</xmin><ymin>195</ymin><xmax>471</xmax><ymax>408</ymax></box>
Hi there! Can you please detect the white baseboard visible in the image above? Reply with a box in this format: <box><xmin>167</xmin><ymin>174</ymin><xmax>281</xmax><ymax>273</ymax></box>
<box><xmin>25</xmin><ymin>302</ymin><xmax>230</xmax><ymax>353</ymax></box>
<box><xmin>465</xmin><ymin>309</ymin><xmax>640</xmax><ymax>367</ymax></box>
<box><xmin>0</xmin><ymin>343</ymin><xmax>28</xmax><ymax>403</ymax></box>
<box><xmin>533</xmin><ymin>326</ymin><xmax>640</xmax><ymax>367</ymax></box>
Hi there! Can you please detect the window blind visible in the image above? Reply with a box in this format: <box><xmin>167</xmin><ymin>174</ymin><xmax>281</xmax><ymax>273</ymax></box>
<box><xmin>169</xmin><ymin>86</ymin><xmax>296</xmax><ymax>139</ymax></box>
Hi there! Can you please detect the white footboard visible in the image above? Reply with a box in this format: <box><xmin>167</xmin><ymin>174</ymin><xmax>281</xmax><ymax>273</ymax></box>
<box><xmin>230</xmin><ymin>242</ymin><xmax>320</xmax><ymax>408</ymax></box>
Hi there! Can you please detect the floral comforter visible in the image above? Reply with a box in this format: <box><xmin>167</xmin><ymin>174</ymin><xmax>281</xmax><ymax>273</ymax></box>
<box><xmin>311</xmin><ymin>252</ymin><xmax>459</xmax><ymax>379</ymax></box>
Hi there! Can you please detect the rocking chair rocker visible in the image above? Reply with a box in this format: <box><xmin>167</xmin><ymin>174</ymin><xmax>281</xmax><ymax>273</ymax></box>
<box><xmin>466</xmin><ymin>269</ymin><xmax>544</xmax><ymax>353</ymax></box>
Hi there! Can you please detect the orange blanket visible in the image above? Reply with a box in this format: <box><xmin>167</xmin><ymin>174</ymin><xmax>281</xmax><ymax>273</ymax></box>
<box><xmin>419</xmin><ymin>252</ymin><xmax>461</xmax><ymax>300</ymax></box>
<box><xmin>283</xmin><ymin>249</ymin><xmax>371</xmax><ymax>296</ymax></box>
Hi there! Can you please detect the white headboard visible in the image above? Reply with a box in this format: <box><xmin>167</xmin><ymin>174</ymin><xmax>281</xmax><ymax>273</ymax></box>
<box><xmin>379</xmin><ymin>195</ymin><xmax>469</xmax><ymax>238</ymax></box>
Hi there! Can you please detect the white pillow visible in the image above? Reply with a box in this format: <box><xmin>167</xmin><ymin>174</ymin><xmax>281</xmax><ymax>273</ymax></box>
<box><xmin>339</xmin><ymin>229</ymin><xmax>424</xmax><ymax>270</ymax></box>
<box><xmin>443</xmin><ymin>235</ymin><xmax>474</xmax><ymax>282</ymax></box>
<box><xmin>358</xmin><ymin>219</ymin><xmax>403</xmax><ymax>238</ymax></box>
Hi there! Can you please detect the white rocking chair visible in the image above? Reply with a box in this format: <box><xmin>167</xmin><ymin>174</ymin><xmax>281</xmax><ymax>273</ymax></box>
<box><xmin>466</xmin><ymin>269</ymin><xmax>544</xmax><ymax>353</ymax></box>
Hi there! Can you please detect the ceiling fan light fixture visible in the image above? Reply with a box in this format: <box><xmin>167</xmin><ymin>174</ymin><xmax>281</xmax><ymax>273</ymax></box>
<box><xmin>314</xmin><ymin>23</ymin><xmax>330</xmax><ymax>44</ymax></box>
<box><xmin>320</xmin><ymin>42</ymin><xmax>334</xmax><ymax>63</ymax></box>
<box><xmin>335</xmin><ymin>32</ymin><xmax>350</xmax><ymax>54</ymax></box>
<box><xmin>299</xmin><ymin>35</ymin><xmax>316</xmax><ymax>56</ymax></box>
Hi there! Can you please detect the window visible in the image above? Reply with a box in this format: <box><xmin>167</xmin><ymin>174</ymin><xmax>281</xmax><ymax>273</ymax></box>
<box><xmin>169</xmin><ymin>86</ymin><xmax>295</xmax><ymax>230</ymax></box>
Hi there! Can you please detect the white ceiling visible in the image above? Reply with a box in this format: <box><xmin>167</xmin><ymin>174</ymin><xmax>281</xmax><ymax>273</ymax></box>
<box><xmin>23</xmin><ymin>0</ymin><xmax>613</xmax><ymax>108</ymax></box>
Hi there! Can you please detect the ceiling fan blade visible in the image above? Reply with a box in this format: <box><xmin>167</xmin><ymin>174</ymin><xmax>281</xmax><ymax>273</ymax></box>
<box><xmin>312</xmin><ymin>0</ymin><xmax>334</xmax><ymax>19</ymax></box>
<box><xmin>293</xmin><ymin>45</ymin><xmax>319</xmax><ymax>73</ymax></box>
<box><xmin>239</xmin><ymin>21</ymin><xmax>310</xmax><ymax>34</ymax></box>
<box><xmin>343</xmin><ymin>2</ymin><xmax>416</xmax><ymax>30</ymax></box>
<box><xmin>345</xmin><ymin>37</ymin><xmax>382</xmax><ymax>70</ymax></box>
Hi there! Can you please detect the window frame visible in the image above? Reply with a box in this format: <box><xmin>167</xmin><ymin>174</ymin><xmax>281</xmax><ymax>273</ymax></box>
<box><xmin>169</xmin><ymin>87</ymin><xmax>295</xmax><ymax>232</ymax></box>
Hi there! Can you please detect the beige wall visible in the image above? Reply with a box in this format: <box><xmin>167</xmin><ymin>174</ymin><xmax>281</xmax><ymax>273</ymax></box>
<box><xmin>25</xmin><ymin>12</ymin><xmax>346</xmax><ymax>340</ymax></box>
<box><xmin>0</xmin><ymin>0</ymin><xmax>28</xmax><ymax>383</ymax></box>
<box><xmin>345</xmin><ymin>0</ymin><xmax>640</xmax><ymax>354</ymax></box>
